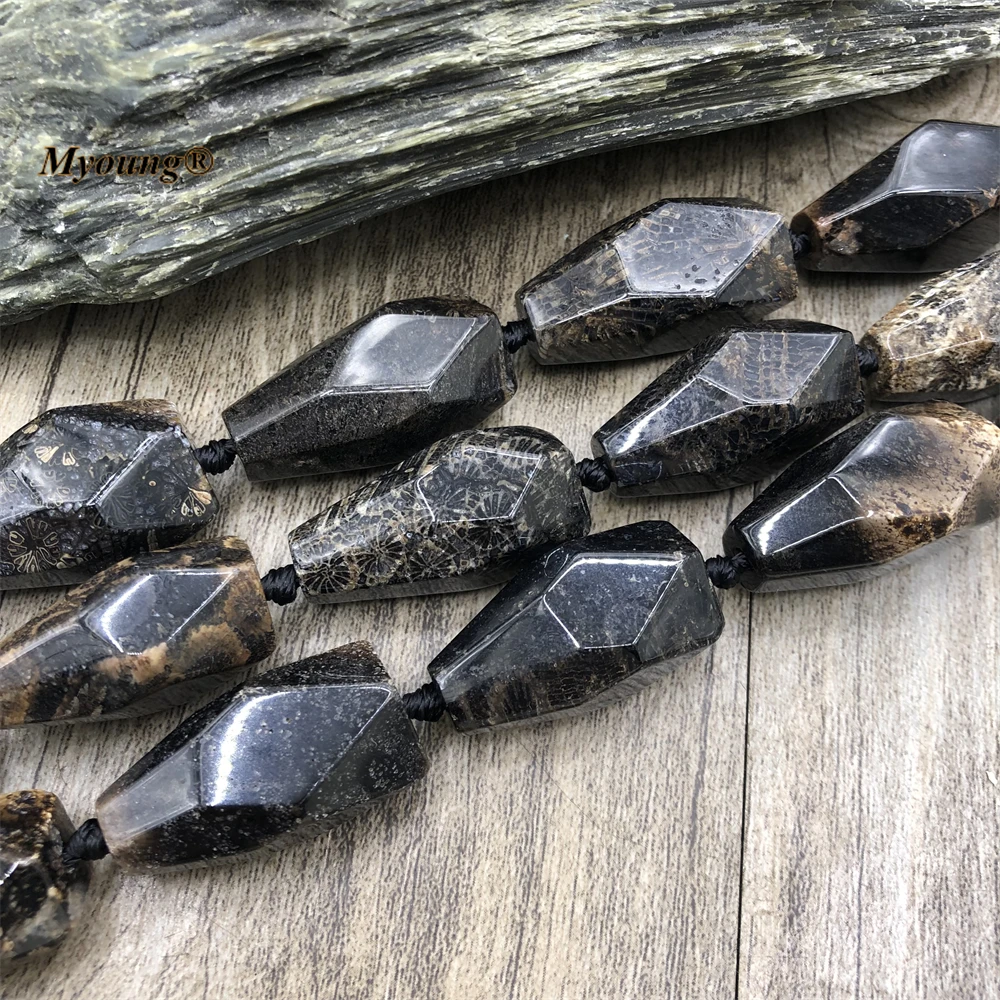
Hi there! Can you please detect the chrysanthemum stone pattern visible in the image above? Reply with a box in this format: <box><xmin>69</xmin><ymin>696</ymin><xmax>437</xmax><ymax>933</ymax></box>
<box><xmin>515</xmin><ymin>199</ymin><xmax>798</xmax><ymax>363</ymax></box>
<box><xmin>0</xmin><ymin>537</ymin><xmax>275</xmax><ymax>728</ymax></box>
<box><xmin>724</xmin><ymin>402</ymin><xmax>1000</xmax><ymax>591</ymax></box>
<box><xmin>429</xmin><ymin>521</ymin><xmax>724</xmax><ymax>731</ymax></box>
<box><xmin>289</xmin><ymin>426</ymin><xmax>591</xmax><ymax>602</ymax></box>
<box><xmin>861</xmin><ymin>251</ymin><xmax>1000</xmax><ymax>401</ymax></box>
<box><xmin>593</xmin><ymin>321</ymin><xmax>865</xmax><ymax>495</ymax></box>
<box><xmin>0</xmin><ymin>400</ymin><xmax>218</xmax><ymax>590</ymax></box>
<box><xmin>791</xmin><ymin>120</ymin><xmax>1000</xmax><ymax>273</ymax></box>
<box><xmin>96</xmin><ymin>642</ymin><xmax>427</xmax><ymax>872</ymax></box>
<box><xmin>223</xmin><ymin>298</ymin><xmax>518</xmax><ymax>480</ymax></box>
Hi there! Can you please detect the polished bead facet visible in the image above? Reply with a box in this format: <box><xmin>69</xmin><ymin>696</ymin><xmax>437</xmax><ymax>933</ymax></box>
<box><xmin>223</xmin><ymin>298</ymin><xmax>518</xmax><ymax>481</ymax></box>
<box><xmin>428</xmin><ymin>521</ymin><xmax>724</xmax><ymax>730</ymax></box>
<box><xmin>516</xmin><ymin>199</ymin><xmax>797</xmax><ymax>363</ymax></box>
<box><xmin>0</xmin><ymin>538</ymin><xmax>274</xmax><ymax>728</ymax></box>
<box><xmin>791</xmin><ymin>120</ymin><xmax>1000</xmax><ymax>273</ymax></box>
<box><xmin>96</xmin><ymin>642</ymin><xmax>426</xmax><ymax>872</ymax></box>
<box><xmin>289</xmin><ymin>426</ymin><xmax>591</xmax><ymax>602</ymax></box>
<box><xmin>0</xmin><ymin>790</ymin><xmax>90</xmax><ymax>969</ymax></box>
<box><xmin>0</xmin><ymin>400</ymin><xmax>218</xmax><ymax>591</ymax></box>
<box><xmin>724</xmin><ymin>402</ymin><xmax>1000</xmax><ymax>592</ymax></box>
<box><xmin>860</xmin><ymin>251</ymin><xmax>1000</xmax><ymax>402</ymax></box>
<box><xmin>593</xmin><ymin>321</ymin><xmax>865</xmax><ymax>495</ymax></box>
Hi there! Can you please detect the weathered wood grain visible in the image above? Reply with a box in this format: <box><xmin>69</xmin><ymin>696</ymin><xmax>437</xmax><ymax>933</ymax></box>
<box><xmin>1</xmin><ymin>63</ymin><xmax>998</xmax><ymax>1000</ymax></box>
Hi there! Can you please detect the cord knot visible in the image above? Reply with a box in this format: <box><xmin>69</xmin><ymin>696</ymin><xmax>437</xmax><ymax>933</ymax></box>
<box><xmin>856</xmin><ymin>343</ymin><xmax>879</xmax><ymax>378</ymax></box>
<box><xmin>402</xmin><ymin>680</ymin><xmax>446</xmax><ymax>722</ymax></box>
<box><xmin>705</xmin><ymin>550</ymin><xmax>750</xmax><ymax>590</ymax></box>
<box><xmin>62</xmin><ymin>818</ymin><xmax>108</xmax><ymax>866</ymax></box>
<box><xmin>502</xmin><ymin>318</ymin><xmax>533</xmax><ymax>354</ymax></box>
<box><xmin>790</xmin><ymin>230</ymin><xmax>811</xmax><ymax>260</ymax></box>
<box><xmin>576</xmin><ymin>457</ymin><xmax>613</xmax><ymax>493</ymax></box>
<box><xmin>261</xmin><ymin>564</ymin><xmax>300</xmax><ymax>605</ymax></box>
<box><xmin>194</xmin><ymin>437</ymin><xmax>238</xmax><ymax>475</ymax></box>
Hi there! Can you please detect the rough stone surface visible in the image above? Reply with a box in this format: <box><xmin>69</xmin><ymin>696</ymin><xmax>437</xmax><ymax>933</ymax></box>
<box><xmin>223</xmin><ymin>298</ymin><xmax>517</xmax><ymax>481</ymax></box>
<box><xmin>3</xmin><ymin>2</ymin><xmax>999</xmax><ymax>323</ymax></box>
<box><xmin>0</xmin><ymin>537</ymin><xmax>274</xmax><ymax>727</ymax></box>
<box><xmin>289</xmin><ymin>426</ymin><xmax>591</xmax><ymax>603</ymax></box>
<box><xmin>516</xmin><ymin>199</ymin><xmax>797</xmax><ymax>363</ymax></box>
<box><xmin>429</xmin><ymin>521</ymin><xmax>724</xmax><ymax>731</ymax></box>
<box><xmin>724</xmin><ymin>402</ymin><xmax>1000</xmax><ymax>592</ymax></box>
<box><xmin>0</xmin><ymin>400</ymin><xmax>218</xmax><ymax>591</ymax></box>
<box><xmin>0</xmin><ymin>790</ymin><xmax>90</xmax><ymax>970</ymax></box>
<box><xmin>96</xmin><ymin>642</ymin><xmax>426</xmax><ymax>872</ymax></box>
<box><xmin>791</xmin><ymin>120</ymin><xmax>1000</xmax><ymax>273</ymax></box>
<box><xmin>861</xmin><ymin>251</ymin><xmax>1000</xmax><ymax>402</ymax></box>
<box><xmin>592</xmin><ymin>321</ymin><xmax>865</xmax><ymax>495</ymax></box>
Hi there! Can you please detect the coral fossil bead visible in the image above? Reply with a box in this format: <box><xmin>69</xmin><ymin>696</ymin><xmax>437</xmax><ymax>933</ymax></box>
<box><xmin>429</xmin><ymin>521</ymin><xmax>724</xmax><ymax>731</ymax></box>
<box><xmin>289</xmin><ymin>426</ymin><xmax>591</xmax><ymax>602</ymax></box>
<box><xmin>96</xmin><ymin>643</ymin><xmax>426</xmax><ymax>872</ymax></box>
<box><xmin>593</xmin><ymin>321</ymin><xmax>865</xmax><ymax>495</ymax></box>
<box><xmin>0</xmin><ymin>790</ymin><xmax>90</xmax><ymax>969</ymax></box>
<box><xmin>0</xmin><ymin>537</ymin><xmax>275</xmax><ymax>727</ymax></box>
<box><xmin>791</xmin><ymin>120</ymin><xmax>1000</xmax><ymax>273</ymax></box>
<box><xmin>723</xmin><ymin>402</ymin><xmax>1000</xmax><ymax>592</ymax></box>
<box><xmin>861</xmin><ymin>251</ymin><xmax>1000</xmax><ymax>402</ymax></box>
<box><xmin>0</xmin><ymin>400</ymin><xmax>217</xmax><ymax>590</ymax></box>
<box><xmin>515</xmin><ymin>199</ymin><xmax>797</xmax><ymax>363</ymax></box>
<box><xmin>223</xmin><ymin>298</ymin><xmax>517</xmax><ymax>481</ymax></box>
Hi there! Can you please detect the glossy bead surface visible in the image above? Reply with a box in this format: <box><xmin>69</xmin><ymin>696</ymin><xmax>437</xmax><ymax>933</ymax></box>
<box><xmin>593</xmin><ymin>321</ymin><xmax>865</xmax><ymax>495</ymax></box>
<box><xmin>429</xmin><ymin>521</ymin><xmax>724</xmax><ymax>730</ymax></box>
<box><xmin>0</xmin><ymin>538</ymin><xmax>274</xmax><ymax>728</ymax></box>
<box><xmin>0</xmin><ymin>400</ymin><xmax>218</xmax><ymax>591</ymax></box>
<box><xmin>96</xmin><ymin>642</ymin><xmax>426</xmax><ymax>872</ymax></box>
<box><xmin>289</xmin><ymin>426</ymin><xmax>591</xmax><ymax>603</ymax></box>
<box><xmin>860</xmin><ymin>251</ymin><xmax>1000</xmax><ymax>402</ymax></box>
<box><xmin>516</xmin><ymin>199</ymin><xmax>797</xmax><ymax>363</ymax></box>
<box><xmin>223</xmin><ymin>298</ymin><xmax>517</xmax><ymax>480</ymax></box>
<box><xmin>724</xmin><ymin>402</ymin><xmax>1000</xmax><ymax>592</ymax></box>
<box><xmin>0</xmin><ymin>790</ymin><xmax>90</xmax><ymax>969</ymax></box>
<box><xmin>791</xmin><ymin>120</ymin><xmax>1000</xmax><ymax>273</ymax></box>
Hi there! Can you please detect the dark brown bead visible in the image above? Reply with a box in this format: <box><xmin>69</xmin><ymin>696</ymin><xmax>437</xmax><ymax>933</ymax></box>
<box><xmin>0</xmin><ymin>537</ymin><xmax>275</xmax><ymax>727</ymax></box>
<box><xmin>0</xmin><ymin>400</ymin><xmax>218</xmax><ymax>591</ymax></box>
<box><xmin>0</xmin><ymin>790</ymin><xmax>90</xmax><ymax>970</ymax></box>
<box><xmin>515</xmin><ymin>199</ymin><xmax>797</xmax><ymax>363</ymax></box>
<box><xmin>791</xmin><ymin>120</ymin><xmax>1000</xmax><ymax>273</ymax></box>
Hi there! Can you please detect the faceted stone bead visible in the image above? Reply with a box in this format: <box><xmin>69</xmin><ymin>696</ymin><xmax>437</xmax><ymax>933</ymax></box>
<box><xmin>791</xmin><ymin>120</ymin><xmax>1000</xmax><ymax>273</ymax></box>
<box><xmin>0</xmin><ymin>400</ymin><xmax>218</xmax><ymax>591</ymax></box>
<box><xmin>428</xmin><ymin>521</ymin><xmax>724</xmax><ymax>731</ymax></box>
<box><xmin>860</xmin><ymin>251</ymin><xmax>1000</xmax><ymax>402</ymax></box>
<box><xmin>723</xmin><ymin>402</ymin><xmax>1000</xmax><ymax>592</ymax></box>
<box><xmin>223</xmin><ymin>298</ymin><xmax>518</xmax><ymax>481</ymax></box>
<box><xmin>0</xmin><ymin>537</ymin><xmax>275</xmax><ymax>728</ymax></box>
<box><xmin>96</xmin><ymin>642</ymin><xmax>426</xmax><ymax>872</ymax></box>
<box><xmin>289</xmin><ymin>426</ymin><xmax>591</xmax><ymax>603</ymax></box>
<box><xmin>0</xmin><ymin>790</ymin><xmax>90</xmax><ymax>969</ymax></box>
<box><xmin>592</xmin><ymin>321</ymin><xmax>865</xmax><ymax>496</ymax></box>
<box><xmin>515</xmin><ymin>199</ymin><xmax>798</xmax><ymax>363</ymax></box>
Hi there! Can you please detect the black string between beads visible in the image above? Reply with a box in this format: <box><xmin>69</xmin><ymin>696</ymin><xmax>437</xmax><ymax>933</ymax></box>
<box><xmin>261</xmin><ymin>564</ymin><xmax>300</xmax><ymax>605</ymax></box>
<box><xmin>576</xmin><ymin>457</ymin><xmax>613</xmax><ymax>493</ymax></box>
<box><xmin>502</xmin><ymin>318</ymin><xmax>533</xmax><ymax>354</ymax></box>
<box><xmin>402</xmin><ymin>680</ymin><xmax>446</xmax><ymax>722</ymax></box>
<box><xmin>193</xmin><ymin>437</ymin><xmax>238</xmax><ymax>475</ymax></box>
<box><xmin>789</xmin><ymin>230</ymin><xmax>811</xmax><ymax>260</ymax></box>
<box><xmin>62</xmin><ymin>818</ymin><xmax>108</xmax><ymax>866</ymax></box>
<box><xmin>705</xmin><ymin>550</ymin><xmax>751</xmax><ymax>590</ymax></box>
<box><xmin>856</xmin><ymin>343</ymin><xmax>879</xmax><ymax>378</ymax></box>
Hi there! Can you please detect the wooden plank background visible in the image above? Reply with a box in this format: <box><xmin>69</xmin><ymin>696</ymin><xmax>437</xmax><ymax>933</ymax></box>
<box><xmin>1</xmin><ymin>64</ymin><xmax>997</xmax><ymax>1000</ymax></box>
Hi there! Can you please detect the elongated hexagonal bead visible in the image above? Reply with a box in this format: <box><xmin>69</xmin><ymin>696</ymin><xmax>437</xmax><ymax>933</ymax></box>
<box><xmin>515</xmin><ymin>199</ymin><xmax>797</xmax><ymax>363</ymax></box>
<box><xmin>95</xmin><ymin>642</ymin><xmax>426</xmax><ymax>872</ymax></box>
<box><xmin>791</xmin><ymin>120</ymin><xmax>1000</xmax><ymax>273</ymax></box>
<box><xmin>223</xmin><ymin>298</ymin><xmax>518</xmax><ymax>481</ymax></box>
<box><xmin>1</xmin><ymin>790</ymin><xmax>90</xmax><ymax>969</ymax></box>
<box><xmin>428</xmin><ymin>521</ymin><xmax>724</xmax><ymax>730</ymax></box>
<box><xmin>0</xmin><ymin>400</ymin><xmax>218</xmax><ymax>591</ymax></box>
<box><xmin>592</xmin><ymin>321</ymin><xmax>865</xmax><ymax>495</ymax></box>
<box><xmin>0</xmin><ymin>537</ymin><xmax>275</xmax><ymax>727</ymax></box>
<box><xmin>288</xmin><ymin>426</ymin><xmax>591</xmax><ymax>602</ymax></box>
<box><xmin>860</xmin><ymin>251</ymin><xmax>1000</xmax><ymax>402</ymax></box>
<box><xmin>723</xmin><ymin>402</ymin><xmax>1000</xmax><ymax>592</ymax></box>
